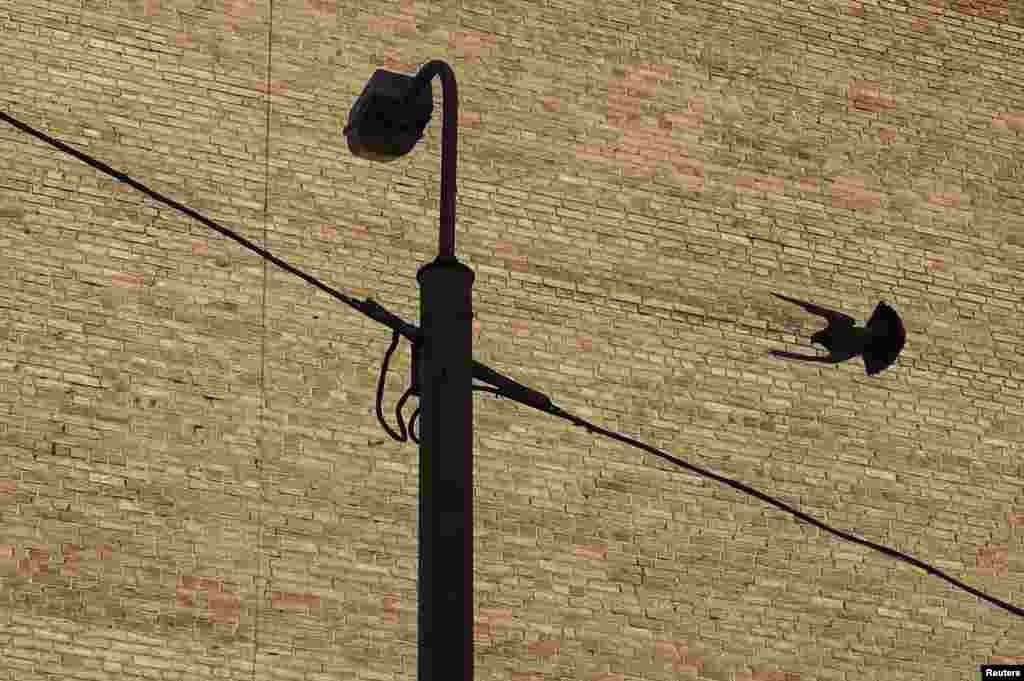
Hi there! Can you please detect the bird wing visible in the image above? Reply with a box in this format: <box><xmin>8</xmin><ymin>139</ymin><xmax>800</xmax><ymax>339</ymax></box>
<box><xmin>772</xmin><ymin>292</ymin><xmax>855</xmax><ymax>326</ymax></box>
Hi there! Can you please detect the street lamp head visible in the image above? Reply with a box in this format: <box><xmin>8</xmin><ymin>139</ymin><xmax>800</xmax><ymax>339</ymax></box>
<box><xmin>343</xmin><ymin>69</ymin><xmax>433</xmax><ymax>162</ymax></box>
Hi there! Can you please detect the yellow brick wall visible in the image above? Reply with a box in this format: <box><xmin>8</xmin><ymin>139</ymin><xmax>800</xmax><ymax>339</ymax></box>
<box><xmin>0</xmin><ymin>1</ymin><xmax>1022</xmax><ymax>679</ymax></box>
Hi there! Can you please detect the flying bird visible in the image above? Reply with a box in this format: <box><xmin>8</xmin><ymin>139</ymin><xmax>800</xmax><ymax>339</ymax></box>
<box><xmin>769</xmin><ymin>292</ymin><xmax>905</xmax><ymax>375</ymax></box>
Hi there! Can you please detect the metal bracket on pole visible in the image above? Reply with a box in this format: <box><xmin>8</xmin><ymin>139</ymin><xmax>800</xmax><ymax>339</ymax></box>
<box><xmin>410</xmin><ymin>338</ymin><xmax>421</xmax><ymax>398</ymax></box>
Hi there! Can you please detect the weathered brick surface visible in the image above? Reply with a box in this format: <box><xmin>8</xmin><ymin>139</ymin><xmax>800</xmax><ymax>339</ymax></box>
<box><xmin>0</xmin><ymin>0</ymin><xmax>1022</xmax><ymax>680</ymax></box>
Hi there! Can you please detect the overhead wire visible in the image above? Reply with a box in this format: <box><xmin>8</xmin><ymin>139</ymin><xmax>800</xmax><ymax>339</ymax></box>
<box><xmin>0</xmin><ymin>111</ymin><xmax>370</xmax><ymax>319</ymax></box>
<box><xmin>544</xmin><ymin>403</ymin><xmax>1024</xmax><ymax>618</ymax></box>
<box><xmin>1</xmin><ymin>110</ymin><xmax>1020</xmax><ymax>619</ymax></box>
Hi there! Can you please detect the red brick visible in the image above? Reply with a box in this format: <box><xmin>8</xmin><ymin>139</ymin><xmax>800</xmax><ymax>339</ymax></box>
<box><xmin>380</xmin><ymin>593</ymin><xmax>400</xmax><ymax>623</ymax></box>
<box><xmin>830</xmin><ymin>176</ymin><xmax>883</xmax><ymax>209</ymax></box>
<box><xmin>257</xmin><ymin>80</ymin><xmax>288</xmax><ymax>96</ymax></box>
<box><xmin>671</xmin><ymin>157</ymin><xmax>705</xmax><ymax>192</ymax></box>
<box><xmin>540</xmin><ymin>97</ymin><xmax>562</xmax><ymax>113</ymax></box>
<box><xmin>367</xmin><ymin>14</ymin><xmax>417</xmax><ymax>34</ymax></box>
<box><xmin>658</xmin><ymin>98</ymin><xmax>704</xmax><ymax>130</ymax></box>
<box><xmin>736</xmin><ymin>175</ymin><xmax>785</xmax><ymax>195</ymax></box>
<box><xmin>952</xmin><ymin>0</ymin><xmax>1008</xmax><ymax>18</ymax></box>
<box><xmin>576</xmin><ymin>142</ymin><xmax>613</xmax><ymax>164</ymax></box>
<box><xmin>655</xmin><ymin>639</ymin><xmax>688</xmax><ymax>659</ymax></box>
<box><xmin>198</xmin><ymin>576</ymin><xmax>223</xmax><ymax>592</ymax></box>
<box><xmin>111</xmin><ymin>272</ymin><xmax>144</xmax><ymax>288</ymax></box>
<box><xmin>61</xmin><ymin>544</ymin><xmax>82</xmax><ymax>577</ymax></box>
<box><xmin>479</xmin><ymin>607</ymin><xmax>514</xmax><ymax>626</ymax></box>
<box><xmin>175</xmin><ymin>587</ymin><xmax>194</xmax><ymax>607</ymax></box>
<box><xmin>604</xmin><ymin>63</ymin><xmax>674</xmax><ymax>128</ymax></box>
<box><xmin>925</xmin><ymin>255</ymin><xmax>947</xmax><ymax>273</ymax></box>
<box><xmin>223</xmin><ymin>0</ymin><xmax>256</xmax><ymax>33</ymax></box>
<box><xmin>927</xmin><ymin>191</ymin><xmax>964</xmax><ymax>209</ymax></box>
<box><xmin>209</xmin><ymin>591</ymin><xmax>241</xmax><ymax>623</ymax></box>
<box><xmin>977</xmin><ymin>544</ymin><xmax>1009</xmax><ymax>576</ymax></box>
<box><xmin>460</xmin><ymin>111</ymin><xmax>482</xmax><ymax>129</ymax></box>
<box><xmin>623</xmin><ymin>64</ymin><xmax>672</xmax><ymax>91</ymax></box>
<box><xmin>0</xmin><ymin>479</ymin><xmax>15</xmax><ymax>496</ymax></box>
<box><xmin>17</xmin><ymin>545</ymin><xmax>49</xmax><ymax>577</ymax></box>
<box><xmin>448</xmin><ymin>31</ymin><xmax>498</xmax><ymax>62</ymax></box>
<box><xmin>993</xmin><ymin>111</ymin><xmax>1024</xmax><ymax>130</ymax></box>
<box><xmin>509</xmin><ymin>318</ymin><xmax>532</xmax><ymax>337</ymax></box>
<box><xmin>674</xmin><ymin>656</ymin><xmax>704</xmax><ymax>673</ymax></box>
<box><xmin>528</xmin><ymin>639</ymin><xmax>560</xmax><ymax>657</ymax></box>
<box><xmin>798</xmin><ymin>177</ymin><xmax>820</xmax><ymax>193</ymax></box>
<box><xmin>304</xmin><ymin>0</ymin><xmax>337</xmax><ymax>15</ymax></box>
<box><xmin>178</xmin><ymin>575</ymin><xmax>202</xmax><ymax>591</ymax></box>
<box><xmin>848</xmin><ymin>80</ymin><xmax>895</xmax><ymax>113</ymax></box>
<box><xmin>271</xmin><ymin>590</ymin><xmax>321</xmax><ymax>609</ymax></box>
<box><xmin>655</xmin><ymin>639</ymin><xmax>705</xmax><ymax>673</ymax></box>
<box><xmin>574</xmin><ymin>543</ymin><xmax>608</xmax><ymax>560</ymax></box>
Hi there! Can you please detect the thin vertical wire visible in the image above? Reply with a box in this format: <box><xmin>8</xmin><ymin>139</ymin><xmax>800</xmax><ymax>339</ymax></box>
<box><xmin>252</xmin><ymin>2</ymin><xmax>274</xmax><ymax>679</ymax></box>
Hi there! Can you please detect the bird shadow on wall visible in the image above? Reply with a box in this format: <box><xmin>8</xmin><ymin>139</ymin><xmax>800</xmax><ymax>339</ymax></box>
<box><xmin>767</xmin><ymin>293</ymin><xmax>906</xmax><ymax>376</ymax></box>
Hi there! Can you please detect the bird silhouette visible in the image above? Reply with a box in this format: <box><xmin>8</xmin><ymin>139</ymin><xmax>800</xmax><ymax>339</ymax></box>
<box><xmin>769</xmin><ymin>292</ymin><xmax>905</xmax><ymax>375</ymax></box>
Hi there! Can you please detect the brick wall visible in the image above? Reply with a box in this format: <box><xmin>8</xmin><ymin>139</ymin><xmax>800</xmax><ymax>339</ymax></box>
<box><xmin>1</xmin><ymin>0</ymin><xmax>1022</xmax><ymax>680</ymax></box>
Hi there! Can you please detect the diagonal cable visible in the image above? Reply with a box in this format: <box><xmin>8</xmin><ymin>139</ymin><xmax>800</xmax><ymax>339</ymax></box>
<box><xmin>2</xmin><ymin>110</ymin><xmax>1020</xmax><ymax>619</ymax></box>
<box><xmin>0</xmin><ymin>110</ymin><xmax>369</xmax><ymax>316</ymax></box>
<box><xmin>540</xmin><ymin>403</ymin><xmax>1024</xmax><ymax>618</ymax></box>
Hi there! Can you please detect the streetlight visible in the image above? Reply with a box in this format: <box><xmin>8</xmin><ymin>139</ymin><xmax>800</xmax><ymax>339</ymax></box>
<box><xmin>344</xmin><ymin>61</ymin><xmax>474</xmax><ymax>681</ymax></box>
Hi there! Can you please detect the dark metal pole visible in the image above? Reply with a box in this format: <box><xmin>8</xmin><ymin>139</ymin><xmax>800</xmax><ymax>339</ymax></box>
<box><xmin>412</xmin><ymin>60</ymin><xmax>474</xmax><ymax>681</ymax></box>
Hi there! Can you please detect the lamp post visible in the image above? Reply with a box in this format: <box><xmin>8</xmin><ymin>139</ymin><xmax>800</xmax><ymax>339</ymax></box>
<box><xmin>344</xmin><ymin>61</ymin><xmax>474</xmax><ymax>681</ymax></box>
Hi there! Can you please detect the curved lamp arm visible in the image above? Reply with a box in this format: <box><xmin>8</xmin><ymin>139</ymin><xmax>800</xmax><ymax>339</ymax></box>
<box><xmin>407</xmin><ymin>60</ymin><xmax>459</xmax><ymax>259</ymax></box>
<box><xmin>344</xmin><ymin>60</ymin><xmax>461</xmax><ymax>259</ymax></box>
